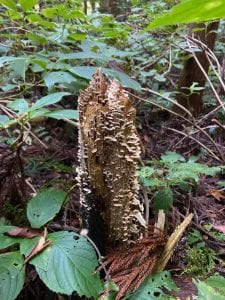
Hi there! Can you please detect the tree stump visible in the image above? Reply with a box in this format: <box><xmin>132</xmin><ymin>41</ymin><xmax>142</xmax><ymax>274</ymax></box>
<box><xmin>77</xmin><ymin>69</ymin><xmax>145</xmax><ymax>251</ymax></box>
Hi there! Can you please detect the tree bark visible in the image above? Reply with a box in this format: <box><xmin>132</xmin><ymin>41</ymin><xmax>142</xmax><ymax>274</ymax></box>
<box><xmin>99</xmin><ymin>0</ymin><xmax>129</xmax><ymax>16</ymax></box>
<box><xmin>175</xmin><ymin>21</ymin><xmax>219</xmax><ymax>116</ymax></box>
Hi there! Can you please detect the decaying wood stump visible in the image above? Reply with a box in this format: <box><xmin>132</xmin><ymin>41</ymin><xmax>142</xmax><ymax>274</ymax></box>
<box><xmin>77</xmin><ymin>69</ymin><xmax>145</xmax><ymax>250</ymax></box>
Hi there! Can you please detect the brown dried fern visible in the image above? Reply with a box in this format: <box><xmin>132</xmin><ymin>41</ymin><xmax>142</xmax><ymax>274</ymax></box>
<box><xmin>102</xmin><ymin>228</ymin><xmax>167</xmax><ymax>300</ymax></box>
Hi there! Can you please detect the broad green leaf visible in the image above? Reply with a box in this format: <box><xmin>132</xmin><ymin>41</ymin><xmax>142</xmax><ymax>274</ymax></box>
<box><xmin>10</xmin><ymin>58</ymin><xmax>30</xmax><ymax>81</ymax></box>
<box><xmin>58</xmin><ymin>51</ymin><xmax>109</xmax><ymax>61</ymax></box>
<box><xmin>27</xmin><ymin>188</ymin><xmax>67</xmax><ymax>228</ymax></box>
<box><xmin>105</xmin><ymin>68</ymin><xmax>142</xmax><ymax>92</ymax></box>
<box><xmin>0</xmin><ymin>57</ymin><xmax>28</xmax><ymax>68</ymax></box>
<box><xmin>32</xmin><ymin>92</ymin><xmax>70</xmax><ymax>109</ymax></box>
<box><xmin>26</xmin><ymin>14</ymin><xmax>55</xmax><ymax>29</ymax></box>
<box><xmin>127</xmin><ymin>271</ymin><xmax>177</xmax><ymax>299</ymax></box>
<box><xmin>26</xmin><ymin>33</ymin><xmax>47</xmax><ymax>45</ymax></box>
<box><xmin>7</xmin><ymin>99</ymin><xmax>29</xmax><ymax>114</ymax></box>
<box><xmin>43</xmin><ymin>72</ymin><xmax>76</xmax><ymax>89</ymax></box>
<box><xmin>1</xmin><ymin>84</ymin><xmax>18</xmax><ymax>92</ymax></box>
<box><xmin>205</xmin><ymin>275</ymin><xmax>225</xmax><ymax>293</ymax></box>
<box><xmin>147</xmin><ymin>0</ymin><xmax>224</xmax><ymax>30</ymax></box>
<box><xmin>65</xmin><ymin>9</ymin><xmax>86</xmax><ymax>20</ymax></box>
<box><xmin>194</xmin><ymin>280</ymin><xmax>225</xmax><ymax>300</ymax></box>
<box><xmin>0</xmin><ymin>226</ymin><xmax>23</xmax><ymax>249</ymax></box>
<box><xmin>23</xmin><ymin>231</ymin><xmax>103</xmax><ymax>298</ymax></box>
<box><xmin>67</xmin><ymin>32</ymin><xmax>87</xmax><ymax>41</ymax></box>
<box><xmin>19</xmin><ymin>0</ymin><xmax>37</xmax><ymax>11</ymax></box>
<box><xmin>41</xmin><ymin>5</ymin><xmax>67</xmax><ymax>18</ymax></box>
<box><xmin>69</xmin><ymin>66</ymin><xmax>141</xmax><ymax>91</ymax></box>
<box><xmin>0</xmin><ymin>0</ymin><xmax>17</xmax><ymax>10</ymax></box>
<box><xmin>0</xmin><ymin>251</ymin><xmax>25</xmax><ymax>300</ymax></box>
<box><xmin>153</xmin><ymin>188</ymin><xmax>174</xmax><ymax>212</ymax></box>
<box><xmin>161</xmin><ymin>151</ymin><xmax>185</xmax><ymax>163</ymax></box>
<box><xmin>44</xmin><ymin>109</ymin><xmax>79</xmax><ymax>120</ymax></box>
<box><xmin>0</xmin><ymin>115</ymin><xmax>10</xmax><ymax>126</ymax></box>
<box><xmin>29</xmin><ymin>108</ymin><xmax>50</xmax><ymax>119</ymax></box>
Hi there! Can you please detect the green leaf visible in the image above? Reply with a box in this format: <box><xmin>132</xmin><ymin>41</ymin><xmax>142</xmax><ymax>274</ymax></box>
<box><xmin>0</xmin><ymin>251</ymin><xmax>25</xmax><ymax>300</ymax></box>
<box><xmin>27</xmin><ymin>188</ymin><xmax>67</xmax><ymax>228</ymax></box>
<box><xmin>1</xmin><ymin>84</ymin><xmax>18</xmax><ymax>92</ymax></box>
<box><xmin>67</xmin><ymin>32</ymin><xmax>87</xmax><ymax>41</ymax></box>
<box><xmin>205</xmin><ymin>275</ymin><xmax>225</xmax><ymax>293</ymax></box>
<box><xmin>141</xmin><ymin>178</ymin><xmax>164</xmax><ymax>187</ymax></box>
<box><xmin>65</xmin><ymin>10</ymin><xmax>86</xmax><ymax>20</ymax></box>
<box><xmin>7</xmin><ymin>99</ymin><xmax>29</xmax><ymax>114</ymax></box>
<box><xmin>43</xmin><ymin>72</ymin><xmax>76</xmax><ymax>89</ymax></box>
<box><xmin>127</xmin><ymin>271</ymin><xmax>177</xmax><ymax>299</ymax></box>
<box><xmin>58</xmin><ymin>51</ymin><xmax>109</xmax><ymax>61</ymax></box>
<box><xmin>26</xmin><ymin>33</ymin><xmax>47</xmax><ymax>45</ymax></box>
<box><xmin>26</xmin><ymin>14</ymin><xmax>55</xmax><ymax>29</ymax></box>
<box><xmin>69</xmin><ymin>66</ymin><xmax>141</xmax><ymax>91</ymax></box>
<box><xmin>194</xmin><ymin>280</ymin><xmax>225</xmax><ymax>300</ymax></box>
<box><xmin>170</xmin><ymin>162</ymin><xmax>221</xmax><ymax>178</ymax></box>
<box><xmin>147</xmin><ymin>0</ymin><xmax>224</xmax><ymax>30</ymax></box>
<box><xmin>0</xmin><ymin>0</ymin><xmax>17</xmax><ymax>10</ymax></box>
<box><xmin>41</xmin><ymin>5</ymin><xmax>67</xmax><ymax>18</ymax></box>
<box><xmin>105</xmin><ymin>68</ymin><xmax>142</xmax><ymax>92</ymax></box>
<box><xmin>0</xmin><ymin>115</ymin><xmax>10</xmax><ymax>126</ymax></box>
<box><xmin>25</xmin><ymin>231</ymin><xmax>103</xmax><ymax>298</ymax></box>
<box><xmin>32</xmin><ymin>92</ymin><xmax>70</xmax><ymax>109</ymax></box>
<box><xmin>19</xmin><ymin>0</ymin><xmax>37</xmax><ymax>11</ymax></box>
<box><xmin>10</xmin><ymin>58</ymin><xmax>30</xmax><ymax>81</ymax></box>
<box><xmin>44</xmin><ymin>109</ymin><xmax>79</xmax><ymax>120</ymax></box>
<box><xmin>0</xmin><ymin>226</ymin><xmax>23</xmax><ymax>250</ymax></box>
<box><xmin>161</xmin><ymin>151</ymin><xmax>185</xmax><ymax>163</ymax></box>
<box><xmin>153</xmin><ymin>188</ymin><xmax>174</xmax><ymax>212</ymax></box>
<box><xmin>29</xmin><ymin>108</ymin><xmax>50</xmax><ymax>119</ymax></box>
<box><xmin>0</xmin><ymin>56</ymin><xmax>28</xmax><ymax>68</ymax></box>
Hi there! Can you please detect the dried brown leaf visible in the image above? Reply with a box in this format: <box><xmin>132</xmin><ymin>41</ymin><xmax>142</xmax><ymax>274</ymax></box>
<box><xmin>24</xmin><ymin>228</ymin><xmax>51</xmax><ymax>263</ymax></box>
<box><xmin>7</xmin><ymin>227</ymin><xmax>42</xmax><ymax>238</ymax></box>
<box><xmin>209</xmin><ymin>189</ymin><xmax>225</xmax><ymax>201</ymax></box>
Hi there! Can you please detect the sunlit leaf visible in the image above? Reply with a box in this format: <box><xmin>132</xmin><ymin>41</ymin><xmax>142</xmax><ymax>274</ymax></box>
<box><xmin>147</xmin><ymin>0</ymin><xmax>224</xmax><ymax>30</ymax></box>
<box><xmin>19</xmin><ymin>0</ymin><xmax>37</xmax><ymax>11</ymax></box>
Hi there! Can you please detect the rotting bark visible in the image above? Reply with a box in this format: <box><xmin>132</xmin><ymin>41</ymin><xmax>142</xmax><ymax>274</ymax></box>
<box><xmin>175</xmin><ymin>21</ymin><xmax>219</xmax><ymax>116</ymax></box>
<box><xmin>77</xmin><ymin>69</ymin><xmax>145</xmax><ymax>251</ymax></box>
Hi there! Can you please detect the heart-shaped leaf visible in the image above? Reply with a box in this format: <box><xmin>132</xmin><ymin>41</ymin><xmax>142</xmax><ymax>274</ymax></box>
<box><xmin>20</xmin><ymin>231</ymin><xmax>103</xmax><ymax>298</ymax></box>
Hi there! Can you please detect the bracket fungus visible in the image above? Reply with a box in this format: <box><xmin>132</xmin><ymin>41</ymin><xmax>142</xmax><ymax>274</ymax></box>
<box><xmin>77</xmin><ymin>69</ymin><xmax>145</xmax><ymax>248</ymax></box>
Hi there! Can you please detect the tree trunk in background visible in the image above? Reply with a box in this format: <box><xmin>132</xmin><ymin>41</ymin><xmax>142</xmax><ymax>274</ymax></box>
<box><xmin>175</xmin><ymin>21</ymin><xmax>219</xmax><ymax>116</ymax></box>
<box><xmin>78</xmin><ymin>69</ymin><xmax>145</xmax><ymax>252</ymax></box>
<box><xmin>90</xmin><ymin>0</ymin><xmax>96</xmax><ymax>12</ymax></box>
<box><xmin>99</xmin><ymin>0</ymin><xmax>129</xmax><ymax>16</ymax></box>
<box><xmin>83</xmin><ymin>0</ymin><xmax>87</xmax><ymax>14</ymax></box>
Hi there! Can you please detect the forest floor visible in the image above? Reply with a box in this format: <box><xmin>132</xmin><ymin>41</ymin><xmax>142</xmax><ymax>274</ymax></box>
<box><xmin>1</xmin><ymin>97</ymin><xmax>225</xmax><ymax>299</ymax></box>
